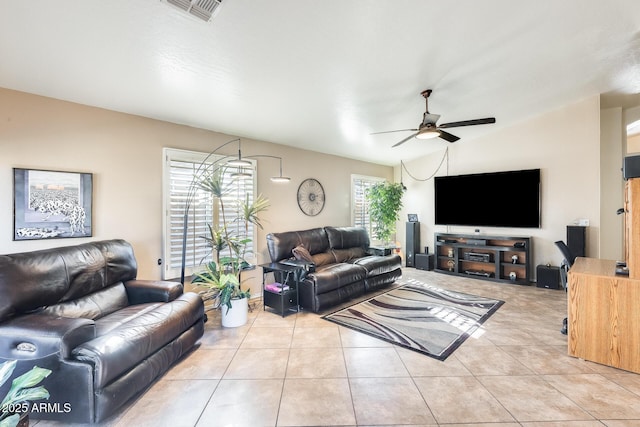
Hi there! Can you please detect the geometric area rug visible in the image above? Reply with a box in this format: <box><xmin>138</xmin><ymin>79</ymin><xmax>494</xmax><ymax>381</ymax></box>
<box><xmin>323</xmin><ymin>281</ymin><xmax>504</xmax><ymax>361</ymax></box>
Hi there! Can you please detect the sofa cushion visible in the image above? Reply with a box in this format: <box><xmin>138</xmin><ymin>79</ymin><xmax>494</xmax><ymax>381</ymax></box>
<box><xmin>332</xmin><ymin>247</ymin><xmax>366</xmax><ymax>263</ymax></box>
<box><xmin>266</xmin><ymin>228</ymin><xmax>329</xmax><ymax>262</ymax></box>
<box><xmin>309</xmin><ymin>263</ymin><xmax>367</xmax><ymax>294</ymax></box>
<box><xmin>325</xmin><ymin>226</ymin><xmax>369</xmax><ymax>250</ymax></box>
<box><xmin>0</xmin><ymin>239</ymin><xmax>137</xmax><ymax>323</ymax></box>
<box><xmin>57</xmin><ymin>240</ymin><xmax>136</xmax><ymax>302</ymax></box>
<box><xmin>91</xmin><ymin>240</ymin><xmax>138</xmax><ymax>286</ymax></box>
<box><xmin>42</xmin><ymin>283</ymin><xmax>129</xmax><ymax>320</ymax></box>
<box><xmin>0</xmin><ymin>249</ymin><xmax>68</xmax><ymax>322</ymax></box>
<box><xmin>94</xmin><ymin>321</ymin><xmax>204</xmax><ymax>423</ymax></box>
<box><xmin>72</xmin><ymin>292</ymin><xmax>204</xmax><ymax>388</ymax></box>
<box><xmin>93</xmin><ymin>302</ymin><xmax>164</xmax><ymax>336</ymax></box>
<box><xmin>311</xmin><ymin>251</ymin><xmax>336</xmax><ymax>266</ymax></box>
<box><xmin>354</xmin><ymin>254</ymin><xmax>402</xmax><ymax>277</ymax></box>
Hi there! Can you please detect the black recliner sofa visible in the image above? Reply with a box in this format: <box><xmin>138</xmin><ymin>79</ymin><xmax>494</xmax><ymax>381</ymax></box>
<box><xmin>266</xmin><ymin>226</ymin><xmax>402</xmax><ymax>312</ymax></box>
<box><xmin>0</xmin><ymin>239</ymin><xmax>205</xmax><ymax>423</ymax></box>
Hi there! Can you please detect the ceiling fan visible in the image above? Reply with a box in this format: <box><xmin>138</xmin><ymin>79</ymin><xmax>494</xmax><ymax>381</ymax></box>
<box><xmin>372</xmin><ymin>89</ymin><xmax>496</xmax><ymax>147</ymax></box>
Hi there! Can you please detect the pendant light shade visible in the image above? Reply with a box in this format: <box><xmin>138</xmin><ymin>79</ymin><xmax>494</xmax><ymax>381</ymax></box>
<box><xmin>230</xmin><ymin>168</ymin><xmax>252</xmax><ymax>179</ymax></box>
<box><xmin>270</xmin><ymin>157</ymin><xmax>290</xmax><ymax>182</ymax></box>
<box><xmin>226</xmin><ymin>140</ymin><xmax>252</xmax><ymax>167</ymax></box>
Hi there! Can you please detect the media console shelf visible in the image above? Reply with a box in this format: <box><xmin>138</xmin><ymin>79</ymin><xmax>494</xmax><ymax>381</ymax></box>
<box><xmin>434</xmin><ymin>232</ymin><xmax>532</xmax><ymax>284</ymax></box>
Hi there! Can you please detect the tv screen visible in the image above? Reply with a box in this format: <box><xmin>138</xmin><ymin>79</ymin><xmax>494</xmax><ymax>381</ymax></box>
<box><xmin>434</xmin><ymin>168</ymin><xmax>541</xmax><ymax>228</ymax></box>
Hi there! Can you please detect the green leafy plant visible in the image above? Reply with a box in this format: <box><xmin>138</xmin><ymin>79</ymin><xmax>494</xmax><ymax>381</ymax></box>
<box><xmin>241</xmin><ymin>193</ymin><xmax>270</xmax><ymax>233</ymax></box>
<box><xmin>236</xmin><ymin>193</ymin><xmax>269</xmax><ymax>263</ymax></box>
<box><xmin>191</xmin><ymin>167</ymin><xmax>269</xmax><ymax>314</ymax></box>
<box><xmin>366</xmin><ymin>181</ymin><xmax>405</xmax><ymax>244</ymax></box>
<box><xmin>0</xmin><ymin>360</ymin><xmax>51</xmax><ymax>427</ymax></box>
<box><xmin>193</xmin><ymin>262</ymin><xmax>251</xmax><ymax>314</ymax></box>
<box><xmin>199</xmin><ymin>225</ymin><xmax>229</xmax><ymax>266</ymax></box>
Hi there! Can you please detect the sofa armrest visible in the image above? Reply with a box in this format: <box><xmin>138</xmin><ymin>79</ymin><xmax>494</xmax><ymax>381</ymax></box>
<box><xmin>0</xmin><ymin>313</ymin><xmax>95</xmax><ymax>360</ymax></box>
<box><xmin>124</xmin><ymin>279</ymin><xmax>183</xmax><ymax>304</ymax></box>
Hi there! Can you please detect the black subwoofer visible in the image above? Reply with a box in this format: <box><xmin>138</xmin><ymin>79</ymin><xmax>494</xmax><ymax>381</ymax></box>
<box><xmin>415</xmin><ymin>253</ymin><xmax>434</xmax><ymax>271</ymax></box>
<box><xmin>536</xmin><ymin>264</ymin><xmax>561</xmax><ymax>289</ymax></box>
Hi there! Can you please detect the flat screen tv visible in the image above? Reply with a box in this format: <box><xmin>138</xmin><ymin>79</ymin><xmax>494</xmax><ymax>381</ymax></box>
<box><xmin>434</xmin><ymin>168</ymin><xmax>541</xmax><ymax>228</ymax></box>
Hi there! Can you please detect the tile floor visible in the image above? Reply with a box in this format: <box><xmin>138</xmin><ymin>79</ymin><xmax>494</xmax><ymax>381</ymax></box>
<box><xmin>34</xmin><ymin>268</ymin><xmax>640</xmax><ymax>427</ymax></box>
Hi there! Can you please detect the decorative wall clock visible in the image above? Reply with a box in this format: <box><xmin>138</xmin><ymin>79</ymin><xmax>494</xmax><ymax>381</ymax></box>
<box><xmin>297</xmin><ymin>178</ymin><xmax>325</xmax><ymax>216</ymax></box>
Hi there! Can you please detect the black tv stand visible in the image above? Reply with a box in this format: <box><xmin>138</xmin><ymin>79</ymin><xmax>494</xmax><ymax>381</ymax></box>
<box><xmin>465</xmin><ymin>270</ymin><xmax>493</xmax><ymax>278</ymax></box>
<box><xmin>434</xmin><ymin>232</ymin><xmax>532</xmax><ymax>285</ymax></box>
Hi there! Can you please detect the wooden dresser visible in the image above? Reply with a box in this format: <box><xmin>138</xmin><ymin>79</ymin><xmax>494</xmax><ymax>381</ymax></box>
<box><xmin>568</xmin><ymin>257</ymin><xmax>640</xmax><ymax>373</ymax></box>
<box><xmin>567</xmin><ymin>177</ymin><xmax>640</xmax><ymax>373</ymax></box>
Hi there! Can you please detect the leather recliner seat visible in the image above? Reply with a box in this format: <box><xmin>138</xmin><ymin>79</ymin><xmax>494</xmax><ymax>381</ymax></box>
<box><xmin>0</xmin><ymin>239</ymin><xmax>205</xmax><ymax>423</ymax></box>
<box><xmin>266</xmin><ymin>226</ymin><xmax>402</xmax><ymax>312</ymax></box>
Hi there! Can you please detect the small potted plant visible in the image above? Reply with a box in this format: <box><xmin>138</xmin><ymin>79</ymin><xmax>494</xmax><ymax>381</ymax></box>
<box><xmin>193</xmin><ymin>261</ymin><xmax>252</xmax><ymax>327</ymax></box>
<box><xmin>0</xmin><ymin>360</ymin><xmax>51</xmax><ymax>427</ymax></box>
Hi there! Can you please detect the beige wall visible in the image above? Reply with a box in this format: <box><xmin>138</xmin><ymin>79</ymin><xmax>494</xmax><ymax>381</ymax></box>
<box><xmin>626</xmin><ymin>105</ymin><xmax>640</xmax><ymax>153</ymax></box>
<box><xmin>0</xmin><ymin>88</ymin><xmax>393</xmax><ymax>288</ymax></box>
<box><xmin>2</xmin><ymin>88</ymin><xmax>628</xmax><ymax>285</ymax></box>
<box><xmin>600</xmin><ymin>107</ymin><xmax>624</xmax><ymax>260</ymax></box>
<box><xmin>629</xmin><ymin>133</ymin><xmax>640</xmax><ymax>152</ymax></box>
<box><xmin>396</xmin><ymin>96</ymin><xmax>603</xmax><ymax>272</ymax></box>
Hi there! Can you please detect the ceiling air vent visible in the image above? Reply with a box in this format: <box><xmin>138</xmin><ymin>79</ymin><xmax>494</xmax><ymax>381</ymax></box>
<box><xmin>164</xmin><ymin>0</ymin><xmax>223</xmax><ymax>22</ymax></box>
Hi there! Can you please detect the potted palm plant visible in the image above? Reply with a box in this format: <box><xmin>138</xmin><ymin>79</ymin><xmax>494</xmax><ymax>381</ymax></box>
<box><xmin>191</xmin><ymin>167</ymin><xmax>270</xmax><ymax>327</ymax></box>
<box><xmin>366</xmin><ymin>181</ymin><xmax>405</xmax><ymax>245</ymax></box>
<box><xmin>0</xmin><ymin>360</ymin><xmax>51</xmax><ymax>427</ymax></box>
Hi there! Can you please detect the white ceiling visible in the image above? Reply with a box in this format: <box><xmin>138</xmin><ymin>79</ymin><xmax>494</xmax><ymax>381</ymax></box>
<box><xmin>1</xmin><ymin>1</ymin><xmax>640</xmax><ymax>165</ymax></box>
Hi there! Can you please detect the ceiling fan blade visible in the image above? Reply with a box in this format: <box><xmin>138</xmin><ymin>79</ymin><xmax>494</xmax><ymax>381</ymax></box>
<box><xmin>438</xmin><ymin>130</ymin><xmax>460</xmax><ymax>143</ymax></box>
<box><xmin>392</xmin><ymin>132</ymin><xmax>419</xmax><ymax>147</ymax></box>
<box><xmin>438</xmin><ymin>117</ymin><xmax>496</xmax><ymax>128</ymax></box>
<box><xmin>371</xmin><ymin>128</ymin><xmax>418</xmax><ymax>135</ymax></box>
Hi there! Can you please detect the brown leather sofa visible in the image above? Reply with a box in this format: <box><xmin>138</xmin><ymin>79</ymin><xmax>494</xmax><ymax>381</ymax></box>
<box><xmin>266</xmin><ymin>226</ymin><xmax>402</xmax><ymax>312</ymax></box>
<box><xmin>0</xmin><ymin>239</ymin><xmax>205</xmax><ymax>423</ymax></box>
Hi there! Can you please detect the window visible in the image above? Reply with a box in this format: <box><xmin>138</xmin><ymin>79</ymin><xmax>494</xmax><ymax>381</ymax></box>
<box><xmin>162</xmin><ymin>148</ymin><xmax>257</xmax><ymax>280</ymax></box>
<box><xmin>351</xmin><ymin>174</ymin><xmax>385</xmax><ymax>241</ymax></box>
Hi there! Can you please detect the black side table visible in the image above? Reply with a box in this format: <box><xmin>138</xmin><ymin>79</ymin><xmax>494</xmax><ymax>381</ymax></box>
<box><xmin>260</xmin><ymin>262</ymin><xmax>309</xmax><ymax>316</ymax></box>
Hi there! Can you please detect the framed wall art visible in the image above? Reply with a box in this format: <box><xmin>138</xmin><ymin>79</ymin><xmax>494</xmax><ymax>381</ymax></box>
<box><xmin>13</xmin><ymin>168</ymin><xmax>93</xmax><ymax>240</ymax></box>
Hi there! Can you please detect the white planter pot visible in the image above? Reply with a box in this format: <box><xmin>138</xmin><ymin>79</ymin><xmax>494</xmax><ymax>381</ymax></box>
<box><xmin>221</xmin><ymin>297</ymin><xmax>248</xmax><ymax>327</ymax></box>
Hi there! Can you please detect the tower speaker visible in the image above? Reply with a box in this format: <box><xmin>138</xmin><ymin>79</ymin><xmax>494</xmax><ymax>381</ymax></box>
<box><xmin>624</xmin><ymin>155</ymin><xmax>640</xmax><ymax>179</ymax></box>
<box><xmin>567</xmin><ymin>225</ymin><xmax>586</xmax><ymax>258</ymax></box>
<box><xmin>406</xmin><ymin>221</ymin><xmax>420</xmax><ymax>267</ymax></box>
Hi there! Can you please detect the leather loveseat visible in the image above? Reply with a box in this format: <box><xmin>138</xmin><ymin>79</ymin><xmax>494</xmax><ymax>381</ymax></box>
<box><xmin>0</xmin><ymin>239</ymin><xmax>205</xmax><ymax>423</ymax></box>
<box><xmin>266</xmin><ymin>226</ymin><xmax>402</xmax><ymax>312</ymax></box>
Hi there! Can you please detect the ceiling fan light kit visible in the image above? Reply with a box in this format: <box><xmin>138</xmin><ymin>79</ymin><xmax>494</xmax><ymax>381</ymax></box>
<box><xmin>415</xmin><ymin>128</ymin><xmax>440</xmax><ymax>140</ymax></box>
<box><xmin>372</xmin><ymin>89</ymin><xmax>496</xmax><ymax>147</ymax></box>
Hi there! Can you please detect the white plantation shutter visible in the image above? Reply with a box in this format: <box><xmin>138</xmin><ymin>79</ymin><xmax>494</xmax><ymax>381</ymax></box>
<box><xmin>218</xmin><ymin>165</ymin><xmax>255</xmax><ymax>259</ymax></box>
<box><xmin>351</xmin><ymin>174</ymin><xmax>385</xmax><ymax>240</ymax></box>
<box><xmin>168</xmin><ymin>156</ymin><xmax>214</xmax><ymax>275</ymax></box>
<box><xmin>163</xmin><ymin>148</ymin><xmax>257</xmax><ymax>280</ymax></box>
